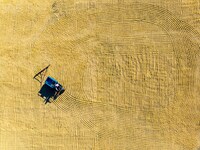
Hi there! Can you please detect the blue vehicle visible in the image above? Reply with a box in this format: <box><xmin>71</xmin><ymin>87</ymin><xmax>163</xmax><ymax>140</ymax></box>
<box><xmin>38</xmin><ymin>76</ymin><xmax>65</xmax><ymax>104</ymax></box>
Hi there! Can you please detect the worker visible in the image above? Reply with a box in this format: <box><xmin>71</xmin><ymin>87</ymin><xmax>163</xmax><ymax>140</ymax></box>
<box><xmin>55</xmin><ymin>83</ymin><xmax>60</xmax><ymax>91</ymax></box>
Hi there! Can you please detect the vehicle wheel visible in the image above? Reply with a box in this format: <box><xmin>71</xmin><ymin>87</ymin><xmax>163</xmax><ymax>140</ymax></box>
<box><xmin>59</xmin><ymin>88</ymin><xmax>65</xmax><ymax>95</ymax></box>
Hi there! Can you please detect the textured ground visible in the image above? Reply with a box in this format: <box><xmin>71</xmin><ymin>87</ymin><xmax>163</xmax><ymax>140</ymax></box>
<box><xmin>1</xmin><ymin>0</ymin><xmax>200</xmax><ymax>149</ymax></box>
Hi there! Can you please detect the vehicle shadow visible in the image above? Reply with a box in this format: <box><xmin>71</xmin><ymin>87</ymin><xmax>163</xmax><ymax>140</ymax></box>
<box><xmin>38</xmin><ymin>84</ymin><xmax>55</xmax><ymax>103</ymax></box>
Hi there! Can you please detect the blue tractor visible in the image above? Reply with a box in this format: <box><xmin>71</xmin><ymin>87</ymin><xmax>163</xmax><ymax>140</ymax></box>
<box><xmin>38</xmin><ymin>76</ymin><xmax>65</xmax><ymax>104</ymax></box>
<box><xmin>33</xmin><ymin>65</ymin><xmax>65</xmax><ymax>104</ymax></box>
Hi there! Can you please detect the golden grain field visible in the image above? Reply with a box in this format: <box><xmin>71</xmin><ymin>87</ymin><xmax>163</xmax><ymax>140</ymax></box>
<box><xmin>1</xmin><ymin>0</ymin><xmax>200</xmax><ymax>149</ymax></box>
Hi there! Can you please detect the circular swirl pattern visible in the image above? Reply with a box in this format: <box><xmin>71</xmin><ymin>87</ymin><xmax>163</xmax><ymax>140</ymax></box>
<box><xmin>33</xmin><ymin>2</ymin><xmax>200</xmax><ymax>149</ymax></box>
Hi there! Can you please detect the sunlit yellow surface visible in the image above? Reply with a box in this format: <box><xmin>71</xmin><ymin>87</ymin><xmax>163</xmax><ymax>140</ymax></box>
<box><xmin>0</xmin><ymin>0</ymin><xmax>200</xmax><ymax>149</ymax></box>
